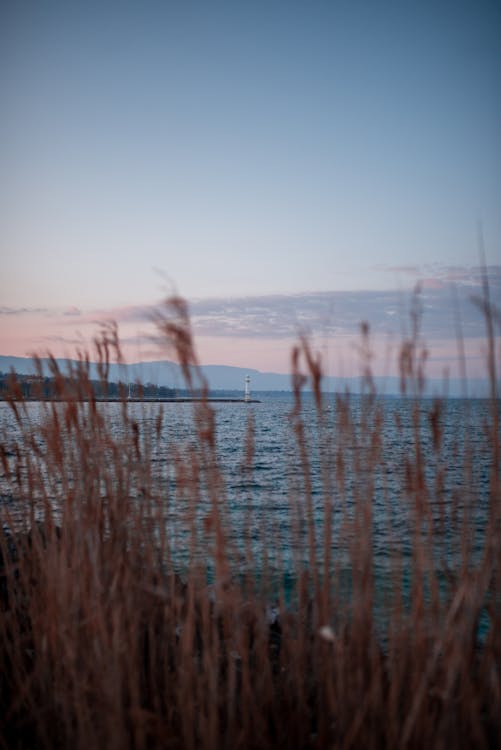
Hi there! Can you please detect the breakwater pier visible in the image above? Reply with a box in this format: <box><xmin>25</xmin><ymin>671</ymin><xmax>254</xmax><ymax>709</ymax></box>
<box><xmin>0</xmin><ymin>396</ymin><xmax>261</xmax><ymax>404</ymax></box>
<box><xmin>116</xmin><ymin>397</ymin><xmax>262</xmax><ymax>404</ymax></box>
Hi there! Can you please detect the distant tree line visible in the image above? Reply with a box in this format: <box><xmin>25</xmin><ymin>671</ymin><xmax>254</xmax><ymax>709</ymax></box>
<box><xmin>0</xmin><ymin>372</ymin><xmax>176</xmax><ymax>400</ymax></box>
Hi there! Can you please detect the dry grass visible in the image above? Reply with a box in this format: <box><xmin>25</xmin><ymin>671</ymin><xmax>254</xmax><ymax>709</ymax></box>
<box><xmin>0</xmin><ymin>293</ymin><xmax>500</xmax><ymax>749</ymax></box>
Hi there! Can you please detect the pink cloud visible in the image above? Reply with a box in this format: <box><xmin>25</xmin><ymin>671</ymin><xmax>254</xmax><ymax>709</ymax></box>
<box><xmin>421</xmin><ymin>278</ymin><xmax>446</xmax><ymax>290</ymax></box>
<box><xmin>61</xmin><ymin>303</ymin><xmax>161</xmax><ymax>327</ymax></box>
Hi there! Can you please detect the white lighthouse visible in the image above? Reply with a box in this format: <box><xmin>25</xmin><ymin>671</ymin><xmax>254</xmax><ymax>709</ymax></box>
<box><xmin>244</xmin><ymin>375</ymin><xmax>250</xmax><ymax>402</ymax></box>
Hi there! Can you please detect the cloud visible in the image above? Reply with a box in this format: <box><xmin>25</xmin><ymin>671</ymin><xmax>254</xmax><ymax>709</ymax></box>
<box><xmin>42</xmin><ymin>334</ymin><xmax>87</xmax><ymax>346</ymax></box>
<box><xmin>100</xmin><ymin>304</ymin><xmax>159</xmax><ymax>324</ymax></box>
<box><xmin>62</xmin><ymin>306</ymin><xmax>82</xmax><ymax>317</ymax></box>
<box><xmin>188</xmin><ymin>293</ymin><xmax>340</xmax><ymax>338</ymax></box>
<box><xmin>378</xmin><ymin>263</ymin><xmax>501</xmax><ymax>291</ymax></box>
<box><xmin>420</xmin><ymin>278</ymin><xmax>446</xmax><ymax>290</ymax></box>
<box><xmin>44</xmin><ymin>264</ymin><xmax>501</xmax><ymax>347</ymax></box>
<box><xmin>375</xmin><ymin>265</ymin><xmax>421</xmax><ymax>275</ymax></box>
<box><xmin>0</xmin><ymin>306</ymin><xmax>48</xmax><ymax>316</ymax></box>
<box><xmin>194</xmin><ymin>289</ymin><xmax>476</xmax><ymax>340</ymax></box>
<box><xmin>62</xmin><ymin>304</ymin><xmax>160</xmax><ymax>327</ymax></box>
<box><xmin>185</xmin><ymin>280</ymin><xmax>499</xmax><ymax>342</ymax></box>
<box><xmin>61</xmin><ymin>277</ymin><xmax>498</xmax><ymax>345</ymax></box>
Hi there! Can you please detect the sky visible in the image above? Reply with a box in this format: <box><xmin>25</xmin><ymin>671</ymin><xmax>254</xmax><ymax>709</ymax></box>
<box><xmin>1</xmin><ymin>0</ymin><xmax>500</xmax><ymax>381</ymax></box>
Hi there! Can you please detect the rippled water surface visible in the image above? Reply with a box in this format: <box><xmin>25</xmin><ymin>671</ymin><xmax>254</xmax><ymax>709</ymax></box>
<box><xmin>0</xmin><ymin>393</ymin><xmax>498</xmax><ymax>579</ymax></box>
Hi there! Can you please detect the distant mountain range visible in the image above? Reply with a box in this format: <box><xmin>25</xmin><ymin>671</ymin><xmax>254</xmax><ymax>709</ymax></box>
<box><xmin>0</xmin><ymin>355</ymin><xmax>493</xmax><ymax>397</ymax></box>
<box><xmin>0</xmin><ymin>355</ymin><xmax>295</xmax><ymax>392</ymax></box>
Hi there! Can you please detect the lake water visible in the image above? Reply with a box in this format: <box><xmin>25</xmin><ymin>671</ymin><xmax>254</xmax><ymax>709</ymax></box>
<box><xmin>1</xmin><ymin>392</ymin><xmax>497</xmax><ymax>585</ymax></box>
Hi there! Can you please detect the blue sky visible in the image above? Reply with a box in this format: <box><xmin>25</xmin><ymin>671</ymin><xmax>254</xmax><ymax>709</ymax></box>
<box><xmin>1</xmin><ymin>0</ymin><xmax>500</xmax><ymax>377</ymax></box>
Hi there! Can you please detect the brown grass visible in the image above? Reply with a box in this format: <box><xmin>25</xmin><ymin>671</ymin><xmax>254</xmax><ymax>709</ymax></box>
<box><xmin>0</xmin><ymin>292</ymin><xmax>500</xmax><ymax>749</ymax></box>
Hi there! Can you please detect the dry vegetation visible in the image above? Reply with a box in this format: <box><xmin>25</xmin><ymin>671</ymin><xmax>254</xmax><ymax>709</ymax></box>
<box><xmin>0</xmin><ymin>294</ymin><xmax>500</xmax><ymax>749</ymax></box>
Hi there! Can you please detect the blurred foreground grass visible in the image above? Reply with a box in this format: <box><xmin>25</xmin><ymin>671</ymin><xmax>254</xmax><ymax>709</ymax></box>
<box><xmin>0</xmin><ymin>294</ymin><xmax>500</xmax><ymax>750</ymax></box>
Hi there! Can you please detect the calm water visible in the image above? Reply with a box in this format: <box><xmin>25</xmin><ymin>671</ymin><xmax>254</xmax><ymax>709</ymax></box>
<box><xmin>1</xmin><ymin>392</ymin><xmax>498</xmax><ymax>580</ymax></box>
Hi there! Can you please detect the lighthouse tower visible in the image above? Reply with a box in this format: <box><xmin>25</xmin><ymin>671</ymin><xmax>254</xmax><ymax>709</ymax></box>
<box><xmin>244</xmin><ymin>375</ymin><xmax>250</xmax><ymax>402</ymax></box>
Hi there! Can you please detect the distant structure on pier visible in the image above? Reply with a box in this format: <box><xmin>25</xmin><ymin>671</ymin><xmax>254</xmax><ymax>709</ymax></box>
<box><xmin>244</xmin><ymin>375</ymin><xmax>250</xmax><ymax>402</ymax></box>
